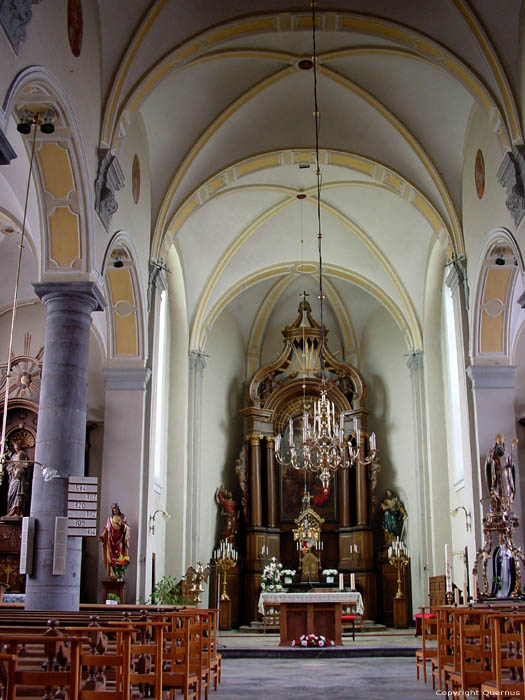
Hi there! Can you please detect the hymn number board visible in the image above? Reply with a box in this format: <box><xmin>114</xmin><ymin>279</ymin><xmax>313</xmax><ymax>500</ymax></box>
<box><xmin>67</xmin><ymin>476</ymin><xmax>98</xmax><ymax>536</ymax></box>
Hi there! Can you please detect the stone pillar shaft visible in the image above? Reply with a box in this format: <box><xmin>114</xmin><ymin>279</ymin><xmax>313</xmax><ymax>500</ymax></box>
<box><xmin>25</xmin><ymin>282</ymin><xmax>105</xmax><ymax>611</ymax></box>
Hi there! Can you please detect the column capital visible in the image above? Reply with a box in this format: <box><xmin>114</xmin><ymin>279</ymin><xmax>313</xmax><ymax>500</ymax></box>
<box><xmin>247</xmin><ymin>432</ymin><xmax>263</xmax><ymax>445</ymax></box>
<box><xmin>33</xmin><ymin>280</ymin><xmax>106</xmax><ymax>312</ymax></box>
<box><xmin>0</xmin><ymin>0</ymin><xmax>43</xmax><ymax>54</ymax></box>
<box><xmin>497</xmin><ymin>145</ymin><xmax>525</xmax><ymax>227</ymax></box>
<box><xmin>103</xmin><ymin>367</ymin><xmax>151</xmax><ymax>391</ymax></box>
<box><xmin>0</xmin><ymin>126</ymin><xmax>16</xmax><ymax>164</ymax></box>
<box><xmin>266</xmin><ymin>436</ymin><xmax>275</xmax><ymax>447</ymax></box>
<box><xmin>467</xmin><ymin>364</ymin><xmax>516</xmax><ymax>390</ymax></box>
<box><xmin>445</xmin><ymin>259</ymin><xmax>467</xmax><ymax>293</ymax></box>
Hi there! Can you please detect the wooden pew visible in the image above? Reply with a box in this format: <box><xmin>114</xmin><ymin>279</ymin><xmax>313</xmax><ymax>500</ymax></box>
<box><xmin>0</xmin><ymin>633</ymin><xmax>85</xmax><ymax>700</ymax></box>
<box><xmin>448</xmin><ymin>609</ymin><xmax>493</xmax><ymax>693</ymax></box>
<box><xmin>65</xmin><ymin>625</ymin><xmax>133</xmax><ymax>699</ymax></box>
<box><xmin>157</xmin><ymin>614</ymin><xmax>200</xmax><ymax>700</ymax></box>
<box><xmin>107</xmin><ymin>619</ymin><xmax>164</xmax><ymax>699</ymax></box>
<box><xmin>481</xmin><ymin>613</ymin><xmax>525</xmax><ymax>698</ymax></box>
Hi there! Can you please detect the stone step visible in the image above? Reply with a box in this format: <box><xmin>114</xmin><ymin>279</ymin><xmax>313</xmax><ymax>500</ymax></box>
<box><xmin>238</xmin><ymin>619</ymin><xmax>388</xmax><ymax>634</ymax></box>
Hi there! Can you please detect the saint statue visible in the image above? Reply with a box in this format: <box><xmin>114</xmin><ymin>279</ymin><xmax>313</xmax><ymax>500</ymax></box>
<box><xmin>5</xmin><ymin>440</ymin><xmax>31</xmax><ymax>517</ymax></box>
<box><xmin>485</xmin><ymin>434</ymin><xmax>517</xmax><ymax>512</ymax></box>
<box><xmin>380</xmin><ymin>488</ymin><xmax>407</xmax><ymax>545</ymax></box>
<box><xmin>99</xmin><ymin>503</ymin><xmax>130</xmax><ymax>579</ymax></box>
<box><xmin>216</xmin><ymin>486</ymin><xmax>238</xmax><ymax>545</ymax></box>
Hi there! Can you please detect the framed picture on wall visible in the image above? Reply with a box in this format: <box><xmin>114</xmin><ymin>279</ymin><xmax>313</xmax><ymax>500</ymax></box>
<box><xmin>279</xmin><ymin>464</ymin><xmax>338</xmax><ymax>522</ymax></box>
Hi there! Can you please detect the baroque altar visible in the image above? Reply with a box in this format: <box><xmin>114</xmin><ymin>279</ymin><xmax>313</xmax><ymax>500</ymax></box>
<box><xmin>235</xmin><ymin>301</ymin><xmax>381</xmax><ymax>623</ymax></box>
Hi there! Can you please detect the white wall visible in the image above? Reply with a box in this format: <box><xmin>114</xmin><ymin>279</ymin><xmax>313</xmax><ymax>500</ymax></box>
<box><xmin>199</xmin><ymin>309</ymin><xmax>245</xmax><ymax>568</ymax></box>
<box><xmin>164</xmin><ymin>248</ymin><xmax>189</xmax><ymax>582</ymax></box>
<box><xmin>359</xmin><ymin>306</ymin><xmax>420</xmax><ymax>602</ymax></box>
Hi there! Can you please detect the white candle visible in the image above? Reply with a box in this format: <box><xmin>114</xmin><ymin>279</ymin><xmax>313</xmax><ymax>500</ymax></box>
<box><xmin>339</xmin><ymin>573</ymin><xmax>344</xmax><ymax>590</ymax></box>
<box><xmin>354</xmin><ymin>544</ymin><xmax>358</xmax><ymax>553</ymax></box>
<box><xmin>472</xmin><ymin>572</ymin><xmax>478</xmax><ymax>602</ymax></box>
<box><xmin>445</xmin><ymin>544</ymin><xmax>452</xmax><ymax>593</ymax></box>
<box><xmin>370</xmin><ymin>432</ymin><xmax>376</xmax><ymax>451</ymax></box>
<box><xmin>454</xmin><ymin>587</ymin><xmax>460</xmax><ymax>605</ymax></box>
<box><xmin>350</xmin><ymin>573</ymin><xmax>355</xmax><ymax>590</ymax></box>
<box><xmin>356</xmin><ymin>428</ymin><xmax>361</xmax><ymax>446</ymax></box>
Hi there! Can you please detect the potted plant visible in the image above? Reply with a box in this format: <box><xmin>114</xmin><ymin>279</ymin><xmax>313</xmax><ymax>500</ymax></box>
<box><xmin>106</xmin><ymin>592</ymin><xmax>120</xmax><ymax>605</ymax></box>
<box><xmin>281</xmin><ymin>569</ymin><xmax>296</xmax><ymax>585</ymax></box>
<box><xmin>322</xmin><ymin>569</ymin><xmax>338</xmax><ymax>584</ymax></box>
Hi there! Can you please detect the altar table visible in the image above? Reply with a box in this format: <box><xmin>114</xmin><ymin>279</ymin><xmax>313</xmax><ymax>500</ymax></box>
<box><xmin>259</xmin><ymin>591</ymin><xmax>364</xmax><ymax>646</ymax></box>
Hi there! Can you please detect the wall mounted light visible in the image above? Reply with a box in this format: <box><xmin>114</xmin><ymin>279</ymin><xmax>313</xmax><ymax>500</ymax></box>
<box><xmin>450</xmin><ymin>506</ymin><xmax>472</xmax><ymax>532</ymax></box>
<box><xmin>149</xmin><ymin>508</ymin><xmax>171</xmax><ymax>535</ymax></box>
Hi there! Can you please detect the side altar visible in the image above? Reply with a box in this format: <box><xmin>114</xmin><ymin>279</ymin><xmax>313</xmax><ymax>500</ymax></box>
<box><xmin>259</xmin><ymin>591</ymin><xmax>364</xmax><ymax>646</ymax></box>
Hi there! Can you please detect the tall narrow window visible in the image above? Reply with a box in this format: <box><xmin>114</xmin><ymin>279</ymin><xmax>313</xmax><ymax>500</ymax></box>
<box><xmin>153</xmin><ymin>288</ymin><xmax>168</xmax><ymax>482</ymax></box>
<box><xmin>443</xmin><ymin>279</ymin><xmax>465</xmax><ymax>488</ymax></box>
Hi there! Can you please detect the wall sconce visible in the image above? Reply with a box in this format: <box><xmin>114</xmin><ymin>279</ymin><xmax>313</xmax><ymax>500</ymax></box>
<box><xmin>149</xmin><ymin>508</ymin><xmax>171</xmax><ymax>535</ymax></box>
<box><xmin>450</xmin><ymin>506</ymin><xmax>471</xmax><ymax>532</ymax></box>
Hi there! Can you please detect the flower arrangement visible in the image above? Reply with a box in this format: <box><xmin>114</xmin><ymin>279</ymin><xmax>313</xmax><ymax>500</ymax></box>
<box><xmin>292</xmin><ymin>633</ymin><xmax>334</xmax><ymax>647</ymax></box>
<box><xmin>111</xmin><ymin>554</ymin><xmax>130</xmax><ymax>579</ymax></box>
<box><xmin>281</xmin><ymin>569</ymin><xmax>296</xmax><ymax>578</ymax></box>
<box><xmin>260</xmin><ymin>557</ymin><xmax>283</xmax><ymax>592</ymax></box>
<box><xmin>322</xmin><ymin>569</ymin><xmax>338</xmax><ymax>576</ymax></box>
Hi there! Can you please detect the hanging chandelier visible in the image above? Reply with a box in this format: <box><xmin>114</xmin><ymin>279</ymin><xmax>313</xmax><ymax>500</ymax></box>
<box><xmin>274</xmin><ymin>0</ymin><xmax>377</xmax><ymax>493</ymax></box>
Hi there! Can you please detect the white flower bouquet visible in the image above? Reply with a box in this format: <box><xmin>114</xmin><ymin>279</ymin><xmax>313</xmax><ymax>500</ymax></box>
<box><xmin>260</xmin><ymin>556</ymin><xmax>283</xmax><ymax>592</ymax></box>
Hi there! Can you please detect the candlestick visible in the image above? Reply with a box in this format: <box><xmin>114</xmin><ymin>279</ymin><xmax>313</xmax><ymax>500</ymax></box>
<box><xmin>388</xmin><ymin>547</ymin><xmax>409</xmax><ymax>599</ymax></box>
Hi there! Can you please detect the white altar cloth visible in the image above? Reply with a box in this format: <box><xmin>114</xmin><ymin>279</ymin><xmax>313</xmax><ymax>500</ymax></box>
<box><xmin>258</xmin><ymin>590</ymin><xmax>364</xmax><ymax>616</ymax></box>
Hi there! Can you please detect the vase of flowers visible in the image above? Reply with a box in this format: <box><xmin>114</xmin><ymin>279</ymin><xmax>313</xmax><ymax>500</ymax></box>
<box><xmin>111</xmin><ymin>554</ymin><xmax>130</xmax><ymax>580</ymax></box>
<box><xmin>260</xmin><ymin>557</ymin><xmax>283</xmax><ymax>592</ymax></box>
<box><xmin>281</xmin><ymin>569</ymin><xmax>296</xmax><ymax>585</ymax></box>
<box><xmin>291</xmin><ymin>633</ymin><xmax>335</xmax><ymax>647</ymax></box>
<box><xmin>322</xmin><ymin>569</ymin><xmax>338</xmax><ymax>584</ymax></box>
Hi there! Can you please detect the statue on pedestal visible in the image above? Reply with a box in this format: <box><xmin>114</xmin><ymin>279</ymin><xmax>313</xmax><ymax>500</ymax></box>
<box><xmin>5</xmin><ymin>440</ymin><xmax>30</xmax><ymax>517</ymax></box>
<box><xmin>380</xmin><ymin>489</ymin><xmax>407</xmax><ymax>546</ymax></box>
<box><xmin>99</xmin><ymin>503</ymin><xmax>130</xmax><ymax>579</ymax></box>
<box><xmin>216</xmin><ymin>486</ymin><xmax>238</xmax><ymax>545</ymax></box>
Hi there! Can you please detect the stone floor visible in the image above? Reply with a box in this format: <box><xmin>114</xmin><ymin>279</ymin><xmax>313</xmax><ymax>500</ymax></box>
<box><xmin>212</xmin><ymin>627</ymin><xmax>437</xmax><ymax>698</ymax></box>
<box><xmin>214</xmin><ymin>658</ymin><xmax>437</xmax><ymax>699</ymax></box>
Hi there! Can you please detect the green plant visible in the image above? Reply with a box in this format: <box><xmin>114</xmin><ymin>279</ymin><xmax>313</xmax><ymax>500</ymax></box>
<box><xmin>106</xmin><ymin>593</ymin><xmax>120</xmax><ymax>603</ymax></box>
<box><xmin>149</xmin><ymin>576</ymin><xmax>193</xmax><ymax>605</ymax></box>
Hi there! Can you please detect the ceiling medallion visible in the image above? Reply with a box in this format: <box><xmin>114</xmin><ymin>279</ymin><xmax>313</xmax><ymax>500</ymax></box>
<box><xmin>475</xmin><ymin>149</ymin><xmax>485</xmax><ymax>199</ymax></box>
<box><xmin>297</xmin><ymin>58</ymin><xmax>314</xmax><ymax>71</ymax></box>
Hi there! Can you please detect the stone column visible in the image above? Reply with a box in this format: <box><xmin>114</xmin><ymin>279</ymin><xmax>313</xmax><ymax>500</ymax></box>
<box><xmin>187</xmin><ymin>351</ymin><xmax>206</xmax><ymax>566</ymax></box>
<box><xmin>25</xmin><ymin>281</ymin><xmax>105</xmax><ymax>611</ymax></box>
<box><xmin>248</xmin><ymin>433</ymin><xmax>263</xmax><ymax>527</ymax></box>
<box><xmin>98</xmin><ymin>367</ymin><xmax>151</xmax><ymax>604</ymax></box>
<box><xmin>407</xmin><ymin>351</ymin><xmax>430</xmax><ymax>610</ymax></box>
<box><xmin>266</xmin><ymin>437</ymin><xmax>277</xmax><ymax>528</ymax></box>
